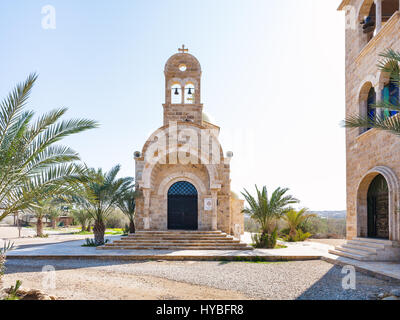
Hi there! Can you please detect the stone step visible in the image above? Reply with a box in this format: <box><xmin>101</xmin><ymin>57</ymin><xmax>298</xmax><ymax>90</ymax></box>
<box><xmin>334</xmin><ymin>246</ymin><xmax>375</xmax><ymax>257</ymax></box>
<box><xmin>328</xmin><ymin>249</ymin><xmax>370</xmax><ymax>261</ymax></box>
<box><xmin>99</xmin><ymin>245</ymin><xmax>253</xmax><ymax>251</ymax></box>
<box><xmin>343</xmin><ymin>243</ymin><xmax>379</xmax><ymax>253</ymax></box>
<box><xmin>125</xmin><ymin>236</ymin><xmax>233</xmax><ymax>241</ymax></box>
<box><xmin>353</xmin><ymin>237</ymin><xmax>394</xmax><ymax>246</ymax></box>
<box><xmin>347</xmin><ymin>240</ymin><xmax>386</xmax><ymax>249</ymax></box>
<box><xmin>113</xmin><ymin>240</ymin><xmax>241</xmax><ymax>244</ymax></box>
<box><xmin>134</xmin><ymin>231</ymin><xmax>224</xmax><ymax>235</ymax></box>
<box><xmin>103</xmin><ymin>230</ymin><xmax>252</xmax><ymax>251</ymax></box>
<box><xmin>107</xmin><ymin>243</ymin><xmax>247</xmax><ymax>248</ymax></box>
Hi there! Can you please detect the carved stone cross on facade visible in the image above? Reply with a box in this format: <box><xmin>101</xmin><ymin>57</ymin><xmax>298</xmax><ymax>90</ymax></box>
<box><xmin>178</xmin><ymin>44</ymin><xmax>189</xmax><ymax>53</ymax></box>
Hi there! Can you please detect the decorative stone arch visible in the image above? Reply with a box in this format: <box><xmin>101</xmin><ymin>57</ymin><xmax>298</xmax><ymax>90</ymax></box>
<box><xmin>357</xmin><ymin>75</ymin><xmax>378</xmax><ymax>95</ymax></box>
<box><xmin>356</xmin><ymin>166</ymin><xmax>400</xmax><ymax>241</ymax></box>
<box><xmin>357</xmin><ymin>80</ymin><xmax>376</xmax><ymax>134</ymax></box>
<box><xmin>357</xmin><ymin>0</ymin><xmax>375</xmax><ymax>21</ymax></box>
<box><xmin>157</xmin><ymin>172</ymin><xmax>207</xmax><ymax>197</ymax></box>
<box><xmin>140</xmin><ymin>147</ymin><xmax>221</xmax><ymax>190</ymax></box>
<box><xmin>167</xmin><ymin>78</ymin><xmax>185</xmax><ymax>90</ymax></box>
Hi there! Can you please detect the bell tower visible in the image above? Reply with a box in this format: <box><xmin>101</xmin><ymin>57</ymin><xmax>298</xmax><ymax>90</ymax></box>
<box><xmin>163</xmin><ymin>45</ymin><xmax>203</xmax><ymax>126</ymax></box>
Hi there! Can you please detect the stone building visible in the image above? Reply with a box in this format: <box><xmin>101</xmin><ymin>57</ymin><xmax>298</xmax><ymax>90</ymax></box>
<box><xmin>332</xmin><ymin>0</ymin><xmax>400</xmax><ymax>260</ymax></box>
<box><xmin>133</xmin><ymin>47</ymin><xmax>244</xmax><ymax>235</ymax></box>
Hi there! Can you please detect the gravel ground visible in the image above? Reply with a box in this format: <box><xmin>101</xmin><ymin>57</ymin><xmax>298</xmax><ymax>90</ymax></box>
<box><xmin>3</xmin><ymin>259</ymin><xmax>399</xmax><ymax>300</ymax></box>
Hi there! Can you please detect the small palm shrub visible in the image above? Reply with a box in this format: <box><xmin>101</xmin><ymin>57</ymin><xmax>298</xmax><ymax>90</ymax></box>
<box><xmin>82</xmin><ymin>238</ymin><xmax>109</xmax><ymax>247</ymax></box>
<box><xmin>251</xmin><ymin>228</ymin><xmax>278</xmax><ymax>249</ymax></box>
<box><xmin>283</xmin><ymin>229</ymin><xmax>312</xmax><ymax>242</ymax></box>
<box><xmin>4</xmin><ymin>280</ymin><xmax>22</xmax><ymax>300</ymax></box>
<box><xmin>0</xmin><ymin>242</ymin><xmax>14</xmax><ymax>286</ymax></box>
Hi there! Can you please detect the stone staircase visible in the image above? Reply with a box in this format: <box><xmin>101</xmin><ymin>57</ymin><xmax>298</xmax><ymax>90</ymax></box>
<box><xmin>329</xmin><ymin>237</ymin><xmax>400</xmax><ymax>261</ymax></box>
<box><xmin>98</xmin><ymin>230</ymin><xmax>253</xmax><ymax>250</ymax></box>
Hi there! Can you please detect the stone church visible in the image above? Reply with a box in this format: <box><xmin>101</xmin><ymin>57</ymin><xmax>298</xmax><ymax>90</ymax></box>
<box><xmin>331</xmin><ymin>0</ymin><xmax>400</xmax><ymax>261</ymax></box>
<box><xmin>133</xmin><ymin>47</ymin><xmax>244</xmax><ymax>235</ymax></box>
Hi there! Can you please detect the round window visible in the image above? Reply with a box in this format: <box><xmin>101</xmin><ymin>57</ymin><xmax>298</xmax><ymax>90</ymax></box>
<box><xmin>179</xmin><ymin>64</ymin><xmax>187</xmax><ymax>72</ymax></box>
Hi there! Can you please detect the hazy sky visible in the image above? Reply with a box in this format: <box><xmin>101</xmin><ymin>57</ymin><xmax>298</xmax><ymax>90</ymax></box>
<box><xmin>0</xmin><ymin>0</ymin><xmax>346</xmax><ymax>210</ymax></box>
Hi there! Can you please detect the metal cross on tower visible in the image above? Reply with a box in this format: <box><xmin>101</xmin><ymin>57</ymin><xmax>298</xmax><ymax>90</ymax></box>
<box><xmin>178</xmin><ymin>45</ymin><xmax>189</xmax><ymax>53</ymax></box>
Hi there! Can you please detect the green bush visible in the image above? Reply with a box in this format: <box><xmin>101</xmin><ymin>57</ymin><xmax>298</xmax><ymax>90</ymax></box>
<box><xmin>251</xmin><ymin>228</ymin><xmax>278</xmax><ymax>249</ymax></box>
<box><xmin>82</xmin><ymin>238</ymin><xmax>109</xmax><ymax>247</ymax></box>
<box><xmin>283</xmin><ymin>229</ymin><xmax>312</xmax><ymax>242</ymax></box>
<box><xmin>300</xmin><ymin>216</ymin><xmax>346</xmax><ymax>239</ymax></box>
<box><xmin>105</xmin><ymin>210</ymin><xmax>129</xmax><ymax>229</ymax></box>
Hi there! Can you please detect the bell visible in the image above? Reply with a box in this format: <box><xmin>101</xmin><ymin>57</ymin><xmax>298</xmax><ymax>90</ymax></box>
<box><xmin>188</xmin><ymin>88</ymin><xmax>193</xmax><ymax>95</ymax></box>
<box><xmin>174</xmin><ymin>88</ymin><xmax>179</xmax><ymax>95</ymax></box>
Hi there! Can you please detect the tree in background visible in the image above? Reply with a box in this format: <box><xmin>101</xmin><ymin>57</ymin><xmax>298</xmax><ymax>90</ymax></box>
<box><xmin>0</xmin><ymin>74</ymin><xmax>98</xmax><ymax>222</ymax></box>
<box><xmin>73</xmin><ymin>165</ymin><xmax>133</xmax><ymax>245</ymax></box>
<box><xmin>29</xmin><ymin>198</ymin><xmax>56</xmax><ymax>237</ymax></box>
<box><xmin>242</xmin><ymin>186</ymin><xmax>298</xmax><ymax>248</ymax></box>
<box><xmin>72</xmin><ymin>208</ymin><xmax>92</xmax><ymax>232</ymax></box>
<box><xmin>282</xmin><ymin>208</ymin><xmax>316</xmax><ymax>241</ymax></box>
<box><xmin>117</xmin><ymin>189</ymin><xmax>137</xmax><ymax>233</ymax></box>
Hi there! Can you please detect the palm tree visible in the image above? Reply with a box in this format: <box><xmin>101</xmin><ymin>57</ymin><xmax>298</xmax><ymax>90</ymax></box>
<box><xmin>0</xmin><ymin>73</ymin><xmax>98</xmax><ymax>222</ymax></box>
<box><xmin>72</xmin><ymin>208</ymin><xmax>91</xmax><ymax>232</ymax></box>
<box><xmin>241</xmin><ymin>186</ymin><xmax>298</xmax><ymax>236</ymax></box>
<box><xmin>344</xmin><ymin>49</ymin><xmax>400</xmax><ymax>135</ymax></box>
<box><xmin>73</xmin><ymin>165</ymin><xmax>133</xmax><ymax>245</ymax></box>
<box><xmin>282</xmin><ymin>208</ymin><xmax>316</xmax><ymax>238</ymax></box>
<box><xmin>117</xmin><ymin>189</ymin><xmax>137</xmax><ymax>234</ymax></box>
<box><xmin>47</xmin><ymin>205</ymin><xmax>60</xmax><ymax>229</ymax></box>
<box><xmin>29</xmin><ymin>198</ymin><xmax>56</xmax><ymax>237</ymax></box>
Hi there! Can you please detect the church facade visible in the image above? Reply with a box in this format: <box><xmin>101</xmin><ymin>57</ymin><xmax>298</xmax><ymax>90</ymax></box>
<box><xmin>133</xmin><ymin>47</ymin><xmax>244</xmax><ymax>235</ymax></box>
<box><xmin>336</xmin><ymin>1</ymin><xmax>400</xmax><ymax>259</ymax></box>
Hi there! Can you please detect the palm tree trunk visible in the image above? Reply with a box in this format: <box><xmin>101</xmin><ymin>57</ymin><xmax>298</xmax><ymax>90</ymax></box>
<box><xmin>289</xmin><ymin>227</ymin><xmax>297</xmax><ymax>238</ymax></box>
<box><xmin>51</xmin><ymin>219</ymin><xmax>57</xmax><ymax>229</ymax></box>
<box><xmin>129</xmin><ymin>219</ymin><xmax>135</xmax><ymax>234</ymax></box>
<box><xmin>81</xmin><ymin>222</ymin><xmax>86</xmax><ymax>232</ymax></box>
<box><xmin>36</xmin><ymin>218</ymin><xmax>43</xmax><ymax>237</ymax></box>
<box><xmin>86</xmin><ymin>224</ymin><xmax>91</xmax><ymax>232</ymax></box>
<box><xmin>93</xmin><ymin>220</ymin><xmax>105</xmax><ymax>245</ymax></box>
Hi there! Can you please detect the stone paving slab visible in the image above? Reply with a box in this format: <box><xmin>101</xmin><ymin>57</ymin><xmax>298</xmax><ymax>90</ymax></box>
<box><xmin>4</xmin><ymin>234</ymin><xmax>400</xmax><ymax>282</ymax></box>
<box><xmin>5</xmin><ymin>236</ymin><xmax>322</xmax><ymax>261</ymax></box>
<box><xmin>322</xmin><ymin>254</ymin><xmax>400</xmax><ymax>282</ymax></box>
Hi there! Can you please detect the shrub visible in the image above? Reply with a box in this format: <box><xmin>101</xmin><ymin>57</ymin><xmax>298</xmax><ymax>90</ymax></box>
<box><xmin>105</xmin><ymin>210</ymin><xmax>129</xmax><ymax>229</ymax></box>
<box><xmin>251</xmin><ymin>228</ymin><xmax>278</xmax><ymax>249</ymax></box>
<box><xmin>0</xmin><ymin>242</ymin><xmax>14</xmax><ymax>286</ymax></box>
<box><xmin>82</xmin><ymin>238</ymin><xmax>109</xmax><ymax>247</ymax></box>
<box><xmin>4</xmin><ymin>280</ymin><xmax>22</xmax><ymax>300</ymax></box>
<box><xmin>283</xmin><ymin>229</ymin><xmax>312</xmax><ymax>242</ymax></box>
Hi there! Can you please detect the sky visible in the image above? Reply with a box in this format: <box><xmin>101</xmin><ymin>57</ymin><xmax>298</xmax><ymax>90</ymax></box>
<box><xmin>0</xmin><ymin>0</ymin><xmax>346</xmax><ymax>211</ymax></box>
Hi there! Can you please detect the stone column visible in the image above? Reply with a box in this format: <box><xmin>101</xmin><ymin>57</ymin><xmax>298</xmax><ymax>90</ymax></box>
<box><xmin>142</xmin><ymin>188</ymin><xmax>151</xmax><ymax>230</ymax></box>
<box><xmin>375</xmin><ymin>0</ymin><xmax>382</xmax><ymax>33</ymax></box>
<box><xmin>375</xmin><ymin>83</ymin><xmax>384</xmax><ymax>118</ymax></box>
<box><xmin>211</xmin><ymin>189</ymin><xmax>218</xmax><ymax>231</ymax></box>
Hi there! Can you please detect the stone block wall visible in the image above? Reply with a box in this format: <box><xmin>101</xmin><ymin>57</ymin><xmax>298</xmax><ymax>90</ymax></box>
<box><xmin>343</xmin><ymin>1</ymin><xmax>400</xmax><ymax>240</ymax></box>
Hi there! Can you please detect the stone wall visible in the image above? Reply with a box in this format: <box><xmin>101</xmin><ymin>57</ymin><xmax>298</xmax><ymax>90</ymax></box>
<box><xmin>343</xmin><ymin>1</ymin><xmax>400</xmax><ymax>241</ymax></box>
<box><xmin>230</xmin><ymin>198</ymin><xmax>245</xmax><ymax>235</ymax></box>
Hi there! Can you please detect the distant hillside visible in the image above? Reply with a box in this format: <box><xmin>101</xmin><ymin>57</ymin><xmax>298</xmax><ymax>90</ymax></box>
<box><xmin>310</xmin><ymin>210</ymin><xmax>346</xmax><ymax>219</ymax></box>
<box><xmin>244</xmin><ymin>210</ymin><xmax>346</xmax><ymax>220</ymax></box>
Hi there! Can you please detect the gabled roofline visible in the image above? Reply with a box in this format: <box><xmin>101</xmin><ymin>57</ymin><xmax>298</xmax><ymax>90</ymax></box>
<box><xmin>338</xmin><ymin>0</ymin><xmax>351</xmax><ymax>11</ymax></box>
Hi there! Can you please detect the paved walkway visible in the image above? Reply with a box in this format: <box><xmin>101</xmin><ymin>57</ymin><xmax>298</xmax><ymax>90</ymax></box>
<box><xmin>4</xmin><ymin>236</ymin><xmax>323</xmax><ymax>261</ymax></box>
<box><xmin>2</xmin><ymin>230</ymin><xmax>399</xmax><ymax>282</ymax></box>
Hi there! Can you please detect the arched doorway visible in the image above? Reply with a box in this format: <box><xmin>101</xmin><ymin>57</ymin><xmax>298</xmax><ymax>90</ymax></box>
<box><xmin>367</xmin><ymin>174</ymin><xmax>389</xmax><ymax>239</ymax></box>
<box><xmin>168</xmin><ymin>181</ymin><xmax>198</xmax><ymax>230</ymax></box>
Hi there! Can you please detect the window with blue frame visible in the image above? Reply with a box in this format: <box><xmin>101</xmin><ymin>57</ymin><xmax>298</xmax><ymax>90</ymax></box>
<box><xmin>367</xmin><ymin>87</ymin><xmax>376</xmax><ymax>125</ymax></box>
<box><xmin>382</xmin><ymin>78</ymin><xmax>399</xmax><ymax>118</ymax></box>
